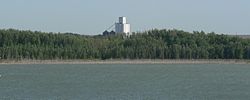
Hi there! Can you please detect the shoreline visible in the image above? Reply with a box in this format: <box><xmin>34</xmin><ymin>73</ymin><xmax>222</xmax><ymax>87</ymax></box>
<box><xmin>0</xmin><ymin>59</ymin><xmax>249</xmax><ymax>65</ymax></box>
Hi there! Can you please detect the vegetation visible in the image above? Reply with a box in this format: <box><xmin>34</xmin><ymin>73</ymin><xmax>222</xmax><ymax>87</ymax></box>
<box><xmin>0</xmin><ymin>29</ymin><xmax>250</xmax><ymax>60</ymax></box>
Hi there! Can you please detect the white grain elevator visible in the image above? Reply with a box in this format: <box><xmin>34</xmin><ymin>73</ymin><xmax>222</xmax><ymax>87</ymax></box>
<box><xmin>115</xmin><ymin>17</ymin><xmax>131</xmax><ymax>36</ymax></box>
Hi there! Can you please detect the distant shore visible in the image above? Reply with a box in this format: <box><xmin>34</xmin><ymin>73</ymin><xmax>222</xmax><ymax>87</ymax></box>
<box><xmin>0</xmin><ymin>59</ymin><xmax>249</xmax><ymax>64</ymax></box>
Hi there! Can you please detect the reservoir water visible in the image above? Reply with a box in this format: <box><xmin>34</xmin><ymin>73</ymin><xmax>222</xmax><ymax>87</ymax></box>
<box><xmin>0</xmin><ymin>64</ymin><xmax>249</xmax><ymax>100</ymax></box>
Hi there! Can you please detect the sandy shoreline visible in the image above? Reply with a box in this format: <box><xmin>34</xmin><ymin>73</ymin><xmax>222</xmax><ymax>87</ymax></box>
<box><xmin>0</xmin><ymin>59</ymin><xmax>249</xmax><ymax>64</ymax></box>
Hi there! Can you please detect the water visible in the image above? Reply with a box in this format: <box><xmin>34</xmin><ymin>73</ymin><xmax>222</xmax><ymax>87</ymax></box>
<box><xmin>0</xmin><ymin>64</ymin><xmax>250</xmax><ymax>100</ymax></box>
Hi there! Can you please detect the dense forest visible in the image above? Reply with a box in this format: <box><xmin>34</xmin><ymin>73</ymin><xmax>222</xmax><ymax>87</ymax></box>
<box><xmin>0</xmin><ymin>29</ymin><xmax>250</xmax><ymax>60</ymax></box>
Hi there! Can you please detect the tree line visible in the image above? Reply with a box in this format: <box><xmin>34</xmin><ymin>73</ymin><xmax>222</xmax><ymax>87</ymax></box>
<box><xmin>0</xmin><ymin>29</ymin><xmax>250</xmax><ymax>60</ymax></box>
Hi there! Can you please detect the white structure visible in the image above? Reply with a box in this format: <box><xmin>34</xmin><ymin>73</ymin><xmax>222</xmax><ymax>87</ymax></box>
<box><xmin>115</xmin><ymin>17</ymin><xmax>131</xmax><ymax>36</ymax></box>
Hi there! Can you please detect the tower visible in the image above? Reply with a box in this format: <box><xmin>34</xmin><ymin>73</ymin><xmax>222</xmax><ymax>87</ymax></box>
<box><xmin>115</xmin><ymin>17</ymin><xmax>131</xmax><ymax>36</ymax></box>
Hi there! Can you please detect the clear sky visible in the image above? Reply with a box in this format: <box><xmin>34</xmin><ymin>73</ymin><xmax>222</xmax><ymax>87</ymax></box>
<box><xmin>0</xmin><ymin>0</ymin><xmax>249</xmax><ymax>35</ymax></box>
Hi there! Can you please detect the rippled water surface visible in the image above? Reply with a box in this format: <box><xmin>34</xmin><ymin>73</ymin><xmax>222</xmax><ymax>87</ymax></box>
<box><xmin>0</xmin><ymin>64</ymin><xmax>250</xmax><ymax>100</ymax></box>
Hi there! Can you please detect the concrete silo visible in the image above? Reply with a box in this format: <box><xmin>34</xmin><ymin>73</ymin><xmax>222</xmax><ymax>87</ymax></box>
<box><xmin>115</xmin><ymin>17</ymin><xmax>131</xmax><ymax>36</ymax></box>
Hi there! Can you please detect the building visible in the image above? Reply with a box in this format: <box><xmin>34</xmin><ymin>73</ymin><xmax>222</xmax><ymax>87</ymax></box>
<box><xmin>115</xmin><ymin>17</ymin><xmax>131</xmax><ymax>36</ymax></box>
<box><xmin>103</xmin><ymin>30</ymin><xmax>115</xmax><ymax>36</ymax></box>
<box><xmin>103</xmin><ymin>17</ymin><xmax>131</xmax><ymax>36</ymax></box>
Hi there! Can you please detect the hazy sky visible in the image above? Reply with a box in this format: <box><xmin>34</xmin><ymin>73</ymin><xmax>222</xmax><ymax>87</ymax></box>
<box><xmin>0</xmin><ymin>0</ymin><xmax>249</xmax><ymax>35</ymax></box>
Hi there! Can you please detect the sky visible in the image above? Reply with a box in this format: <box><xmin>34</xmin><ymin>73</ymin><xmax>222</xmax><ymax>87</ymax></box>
<box><xmin>0</xmin><ymin>0</ymin><xmax>249</xmax><ymax>35</ymax></box>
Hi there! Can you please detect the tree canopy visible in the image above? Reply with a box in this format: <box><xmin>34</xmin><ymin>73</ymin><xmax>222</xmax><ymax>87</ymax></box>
<box><xmin>0</xmin><ymin>29</ymin><xmax>249</xmax><ymax>60</ymax></box>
